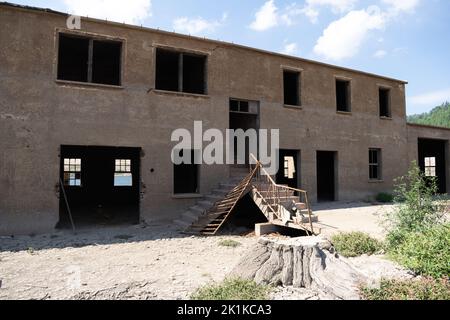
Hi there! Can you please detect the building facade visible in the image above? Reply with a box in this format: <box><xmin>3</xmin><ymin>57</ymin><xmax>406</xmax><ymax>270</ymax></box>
<box><xmin>1</xmin><ymin>3</ymin><xmax>449</xmax><ymax>235</ymax></box>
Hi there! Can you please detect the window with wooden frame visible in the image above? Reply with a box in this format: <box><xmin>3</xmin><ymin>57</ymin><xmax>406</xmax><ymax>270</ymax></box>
<box><xmin>369</xmin><ymin>149</ymin><xmax>382</xmax><ymax>180</ymax></box>
<box><xmin>424</xmin><ymin>157</ymin><xmax>437</xmax><ymax>177</ymax></box>
<box><xmin>114</xmin><ymin>159</ymin><xmax>133</xmax><ymax>186</ymax></box>
<box><xmin>63</xmin><ymin>158</ymin><xmax>82</xmax><ymax>187</ymax></box>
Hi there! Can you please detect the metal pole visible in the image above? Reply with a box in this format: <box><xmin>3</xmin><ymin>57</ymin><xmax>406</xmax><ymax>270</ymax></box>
<box><xmin>59</xmin><ymin>178</ymin><xmax>76</xmax><ymax>233</ymax></box>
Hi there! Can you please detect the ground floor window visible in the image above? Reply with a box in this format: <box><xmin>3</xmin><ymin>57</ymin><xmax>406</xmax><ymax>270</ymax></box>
<box><xmin>63</xmin><ymin>158</ymin><xmax>82</xmax><ymax>186</ymax></box>
<box><xmin>173</xmin><ymin>150</ymin><xmax>199</xmax><ymax>194</ymax></box>
<box><xmin>369</xmin><ymin>149</ymin><xmax>382</xmax><ymax>180</ymax></box>
<box><xmin>114</xmin><ymin>159</ymin><xmax>133</xmax><ymax>186</ymax></box>
<box><xmin>424</xmin><ymin>157</ymin><xmax>437</xmax><ymax>177</ymax></box>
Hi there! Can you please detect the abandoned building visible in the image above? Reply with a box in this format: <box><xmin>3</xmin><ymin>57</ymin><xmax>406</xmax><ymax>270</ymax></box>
<box><xmin>1</xmin><ymin>2</ymin><xmax>449</xmax><ymax>236</ymax></box>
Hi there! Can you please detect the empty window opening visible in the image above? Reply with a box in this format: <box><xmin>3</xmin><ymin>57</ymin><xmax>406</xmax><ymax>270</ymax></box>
<box><xmin>424</xmin><ymin>157</ymin><xmax>437</xmax><ymax>177</ymax></box>
<box><xmin>183</xmin><ymin>54</ymin><xmax>206</xmax><ymax>94</ymax></box>
<box><xmin>369</xmin><ymin>149</ymin><xmax>382</xmax><ymax>180</ymax></box>
<box><xmin>57</xmin><ymin>33</ymin><xmax>122</xmax><ymax>86</ymax></box>
<box><xmin>155</xmin><ymin>49</ymin><xmax>179</xmax><ymax>91</ymax></box>
<box><xmin>379</xmin><ymin>88</ymin><xmax>391</xmax><ymax>118</ymax></box>
<box><xmin>155</xmin><ymin>48</ymin><xmax>206</xmax><ymax>94</ymax></box>
<box><xmin>92</xmin><ymin>40</ymin><xmax>122</xmax><ymax>85</ymax></box>
<box><xmin>63</xmin><ymin>158</ymin><xmax>82</xmax><ymax>186</ymax></box>
<box><xmin>336</xmin><ymin>79</ymin><xmax>351</xmax><ymax>112</ymax></box>
<box><xmin>58</xmin><ymin>35</ymin><xmax>89</xmax><ymax>82</ymax></box>
<box><xmin>229</xmin><ymin>99</ymin><xmax>251</xmax><ymax>113</ymax></box>
<box><xmin>114</xmin><ymin>159</ymin><xmax>133</xmax><ymax>186</ymax></box>
<box><xmin>283</xmin><ymin>71</ymin><xmax>300</xmax><ymax>106</ymax></box>
<box><xmin>174</xmin><ymin>150</ymin><xmax>199</xmax><ymax>194</ymax></box>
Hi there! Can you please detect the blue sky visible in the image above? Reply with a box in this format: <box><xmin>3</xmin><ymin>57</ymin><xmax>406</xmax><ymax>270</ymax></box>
<box><xmin>9</xmin><ymin>0</ymin><xmax>450</xmax><ymax>115</ymax></box>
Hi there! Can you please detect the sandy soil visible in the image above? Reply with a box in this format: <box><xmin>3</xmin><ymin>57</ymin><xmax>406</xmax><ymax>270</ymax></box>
<box><xmin>0</xmin><ymin>203</ymin><xmax>414</xmax><ymax>300</ymax></box>
<box><xmin>313</xmin><ymin>202</ymin><xmax>394</xmax><ymax>240</ymax></box>
<box><xmin>0</xmin><ymin>223</ymin><xmax>256</xmax><ymax>300</ymax></box>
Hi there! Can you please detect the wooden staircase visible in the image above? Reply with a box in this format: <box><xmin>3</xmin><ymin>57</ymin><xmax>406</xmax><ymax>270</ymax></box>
<box><xmin>183</xmin><ymin>154</ymin><xmax>317</xmax><ymax>236</ymax></box>
<box><xmin>184</xmin><ymin>165</ymin><xmax>259</xmax><ymax>235</ymax></box>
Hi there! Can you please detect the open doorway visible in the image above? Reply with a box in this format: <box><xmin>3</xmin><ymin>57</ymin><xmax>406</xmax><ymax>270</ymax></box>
<box><xmin>418</xmin><ymin>138</ymin><xmax>447</xmax><ymax>194</ymax></box>
<box><xmin>276</xmin><ymin>149</ymin><xmax>300</xmax><ymax>189</ymax></box>
<box><xmin>317</xmin><ymin>151</ymin><xmax>337</xmax><ymax>202</ymax></box>
<box><xmin>58</xmin><ymin>145</ymin><xmax>141</xmax><ymax>228</ymax></box>
<box><xmin>229</xmin><ymin>98</ymin><xmax>259</xmax><ymax>166</ymax></box>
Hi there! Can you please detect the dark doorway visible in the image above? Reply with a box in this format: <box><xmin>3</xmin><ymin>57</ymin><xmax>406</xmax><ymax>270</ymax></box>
<box><xmin>317</xmin><ymin>151</ymin><xmax>337</xmax><ymax>202</ymax></box>
<box><xmin>58</xmin><ymin>145</ymin><xmax>141</xmax><ymax>228</ymax></box>
<box><xmin>229</xmin><ymin>99</ymin><xmax>259</xmax><ymax>166</ymax></box>
<box><xmin>276</xmin><ymin>149</ymin><xmax>300</xmax><ymax>189</ymax></box>
<box><xmin>418</xmin><ymin>139</ymin><xmax>447</xmax><ymax>194</ymax></box>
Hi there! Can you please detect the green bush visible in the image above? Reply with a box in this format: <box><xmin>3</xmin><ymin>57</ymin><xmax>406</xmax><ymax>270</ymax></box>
<box><xmin>389</xmin><ymin>224</ymin><xmax>450</xmax><ymax>279</ymax></box>
<box><xmin>332</xmin><ymin>232</ymin><xmax>383</xmax><ymax>258</ymax></box>
<box><xmin>218</xmin><ymin>239</ymin><xmax>241</xmax><ymax>248</ymax></box>
<box><xmin>385</xmin><ymin>162</ymin><xmax>445</xmax><ymax>248</ymax></box>
<box><xmin>362</xmin><ymin>278</ymin><xmax>450</xmax><ymax>300</ymax></box>
<box><xmin>191</xmin><ymin>278</ymin><xmax>270</xmax><ymax>300</ymax></box>
<box><xmin>376</xmin><ymin>193</ymin><xmax>394</xmax><ymax>203</ymax></box>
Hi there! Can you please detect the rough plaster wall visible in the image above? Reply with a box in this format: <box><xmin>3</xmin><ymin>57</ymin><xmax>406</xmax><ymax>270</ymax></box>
<box><xmin>0</xmin><ymin>6</ymin><xmax>437</xmax><ymax>235</ymax></box>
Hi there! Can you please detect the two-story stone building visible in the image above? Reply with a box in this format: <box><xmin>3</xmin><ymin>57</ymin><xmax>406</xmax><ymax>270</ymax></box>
<box><xmin>1</xmin><ymin>2</ymin><xmax>449</xmax><ymax>235</ymax></box>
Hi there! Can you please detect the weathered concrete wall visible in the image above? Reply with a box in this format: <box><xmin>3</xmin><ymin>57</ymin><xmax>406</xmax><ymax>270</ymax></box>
<box><xmin>0</xmin><ymin>5</ymin><xmax>438</xmax><ymax>235</ymax></box>
<box><xmin>407</xmin><ymin>124</ymin><xmax>450</xmax><ymax>192</ymax></box>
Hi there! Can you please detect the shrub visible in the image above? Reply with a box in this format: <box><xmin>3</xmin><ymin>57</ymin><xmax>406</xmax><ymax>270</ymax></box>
<box><xmin>385</xmin><ymin>162</ymin><xmax>445</xmax><ymax>248</ymax></box>
<box><xmin>362</xmin><ymin>277</ymin><xmax>450</xmax><ymax>300</ymax></box>
<box><xmin>376</xmin><ymin>193</ymin><xmax>394</xmax><ymax>203</ymax></box>
<box><xmin>389</xmin><ymin>224</ymin><xmax>450</xmax><ymax>279</ymax></box>
<box><xmin>191</xmin><ymin>278</ymin><xmax>270</xmax><ymax>300</ymax></box>
<box><xmin>218</xmin><ymin>239</ymin><xmax>241</xmax><ymax>248</ymax></box>
<box><xmin>331</xmin><ymin>232</ymin><xmax>383</xmax><ymax>258</ymax></box>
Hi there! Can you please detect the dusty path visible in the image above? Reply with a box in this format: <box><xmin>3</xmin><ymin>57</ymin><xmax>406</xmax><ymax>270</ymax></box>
<box><xmin>0</xmin><ymin>224</ymin><xmax>256</xmax><ymax>300</ymax></box>
<box><xmin>0</xmin><ymin>203</ymin><xmax>413</xmax><ymax>300</ymax></box>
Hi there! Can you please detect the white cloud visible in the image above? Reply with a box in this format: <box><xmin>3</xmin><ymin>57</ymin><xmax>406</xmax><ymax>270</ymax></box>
<box><xmin>301</xmin><ymin>0</ymin><xmax>358</xmax><ymax>23</ymax></box>
<box><xmin>314</xmin><ymin>6</ymin><xmax>387</xmax><ymax>61</ymax></box>
<box><xmin>250</xmin><ymin>0</ymin><xmax>279</xmax><ymax>31</ymax></box>
<box><xmin>409</xmin><ymin>88</ymin><xmax>450</xmax><ymax>106</ymax></box>
<box><xmin>173</xmin><ymin>14</ymin><xmax>227</xmax><ymax>35</ymax></box>
<box><xmin>64</xmin><ymin>0</ymin><xmax>151</xmax><ymax>24</ymax></box>
<box><xmin>382</xmin><ymin>0</ymin><xmax>420</xmax><ymax>13</ymax></box>
<box><xmin>373</xmin><ymin>49</ymin><xmax>387</xmax><ymax>58</ymax></box>
<box><xmin>281</xmin><ymin>42</ymin><xmax>299</xmax><ymax>55</ymax></box>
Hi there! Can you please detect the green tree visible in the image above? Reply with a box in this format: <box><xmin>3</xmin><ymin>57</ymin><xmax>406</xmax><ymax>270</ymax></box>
<box><xmin>408</xmin><ymin>102</ymin><xmax>450</xmax><ymax>128</ymax></box>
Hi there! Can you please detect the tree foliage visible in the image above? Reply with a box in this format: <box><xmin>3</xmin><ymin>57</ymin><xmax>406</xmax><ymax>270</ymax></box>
<box><xmin>408</xmin><ymin>102</ymin><xmax>450</xmax><ymax>128</ymax></box>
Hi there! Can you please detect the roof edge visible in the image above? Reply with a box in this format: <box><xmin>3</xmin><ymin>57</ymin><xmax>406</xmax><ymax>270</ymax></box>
<box><xmin>0</xmin><ymin>1</ymin><xmax>409</xmax><ymax>84</ymax></box>
<box><xmin>407</xmin><ymin>122</ymin><xmax>450</xmax><ymax>132</ymax></box>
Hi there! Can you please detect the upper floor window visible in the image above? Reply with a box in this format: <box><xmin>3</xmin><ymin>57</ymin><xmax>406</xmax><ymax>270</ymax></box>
<box><xmin>57</xmin><ymin>33</ymin><xmax>122</xmax><ymax>86</ymax></box>
<box><xmin>336</xmin><ymin>79</ymin><xmax>351</xmax><ymax>112</ymax></box>
<box><xmin>379</xmin><ymin>88</ymin><xmax>391</xmax><ymax>118</ymax></box>
<box><xmin>283</xmin><ymin>70</ymin><xmax>300</xmax><ymax>106</ymax></box>
<box><xmin>155</xmin><ymin>48</ymin><xmax>206</xmax><ymax>95</ymax></box>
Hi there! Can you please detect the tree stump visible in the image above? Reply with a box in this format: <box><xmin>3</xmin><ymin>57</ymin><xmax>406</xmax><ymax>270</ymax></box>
<box><xmin>230</xmin><ymin>237</ymin><xmax>367</xmax><ymax>300</ymax></box>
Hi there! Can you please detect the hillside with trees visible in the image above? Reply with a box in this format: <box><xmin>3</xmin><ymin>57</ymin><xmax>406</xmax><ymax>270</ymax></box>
<box><xmin>408</xmin><ymin>102</ymin><xmax>450</xmax><ymax>128</ymax></box>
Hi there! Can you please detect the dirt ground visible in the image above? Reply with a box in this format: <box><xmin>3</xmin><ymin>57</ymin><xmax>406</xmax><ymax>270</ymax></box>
<box><xmin>0</xmin><ymin>203</ymin><xmax>413</xmax><ymax>300</ymax></box>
